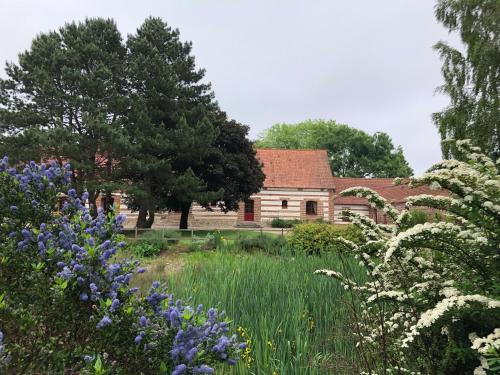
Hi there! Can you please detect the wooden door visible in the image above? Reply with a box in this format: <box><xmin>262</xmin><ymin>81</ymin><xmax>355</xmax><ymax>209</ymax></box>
<box><xmin>244</xmin><ymin>199</ymin><xmax>254</xmax><ymax>221</ymax></box>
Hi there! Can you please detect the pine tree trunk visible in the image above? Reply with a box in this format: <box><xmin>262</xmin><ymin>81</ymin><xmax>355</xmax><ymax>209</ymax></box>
<box><xmin>137</xmin><ymin>205</ymin><xmax>148</xmax><ymax>228</ymax></box>
<box><xmin>137</xmin><ymin>205</ymin><xmax>155</xmax><ymax>228</ymax></box>
<box><xmin>88</xmin><ymin>192</ymin><xmax>98</xmax><ymax>218</ymax></box>
<box><xmin>146</xmin><ymin>208</ymin><xmax>155</xmax><ymax>228</ymax></box>
<box><xmin>179</xmin><ymin>202</ymin><xmax>191</xmax><ymax>229</ymax></box>
<box><xmin>103</xmin><ymin>190</ymin><xmax>113</xmax><ymax>214</ymax></box>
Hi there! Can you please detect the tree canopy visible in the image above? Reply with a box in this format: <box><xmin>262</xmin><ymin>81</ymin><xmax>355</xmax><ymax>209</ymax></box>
<box><xmin>256</xmin><ymin>120</ymin><xmax>413</xmax><ymax>178</ymax></box>
<box><xmin>0</xmin><ymin>18</ymin><xmax>128</xmax><ymax>215</ymax></box>
<box><xmin>0</xmin><ymin>17</ymin><xmax>264</xmax><ymax>228</ymax></box>
<box><xmin>433</xmin><ymin>0</ymin><xmax>499</xmax><ymax>160</ymax></box>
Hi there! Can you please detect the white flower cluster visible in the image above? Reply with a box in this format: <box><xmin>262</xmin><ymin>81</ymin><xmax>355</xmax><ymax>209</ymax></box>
<box><xmin>315</xmin><ymin>140</ymin><xmax>500</xmax><ymax>373</ymax></box>
<box><xmin>469</xmin><ymin>328</ymin><xmax>500</xmax><ymax>374</ymax></box>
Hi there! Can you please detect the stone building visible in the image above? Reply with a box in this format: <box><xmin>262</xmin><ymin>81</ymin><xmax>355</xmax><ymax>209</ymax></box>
<box><xmin>114</xmin><ymin>148</ymin><xmax>445</xmax><ymax>228</ymax></box>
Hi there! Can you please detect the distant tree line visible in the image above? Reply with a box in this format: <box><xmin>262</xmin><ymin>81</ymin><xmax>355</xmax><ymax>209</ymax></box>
<box><xmin>0</xmin><ymin>17</ymin><xmax>264</xmax><ymax>229</ymax></box>
<box><xmin>256</xmin><ymin>120</ymin><xmax>414</xmax><ymax>178</ymax></box>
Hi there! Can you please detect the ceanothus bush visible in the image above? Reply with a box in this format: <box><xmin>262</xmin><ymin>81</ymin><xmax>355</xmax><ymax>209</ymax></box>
<box><xmin>0</xmin><ymin>157</ymin><xmax>242</xmax><ymax>374</ymax></box>
<box><xmin>316</xmin><ymin>141</ymin><xmax>499</xmax><ymax>375</ymax></box>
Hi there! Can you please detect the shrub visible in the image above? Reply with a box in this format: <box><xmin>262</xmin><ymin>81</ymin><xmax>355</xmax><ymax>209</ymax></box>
<box><xmin>131</xmin><ymin>242</ymin><xmax>161</xmax><ymax>258</ymax></box>
<box><xmin>235</xmin><ymin>234</ymin><xmax>287</xmax><ymax>255</ymax></box>
<box><xmin>316</xmin><ymin>140</ymin><xmax>500</xmax><ymax>374</ymax></box>
<box><xmin>270</xmin><ymin>218</ymin><xmax>300</xmax><ymax>228</ymax></box>
<box><xmin>0</xmin><ymin>157</ymin><xmax>242</xmax><ymax>374</ymax></box>
<box><xmin>139</xmin><ymin>230</ymin><xmax>173</xmax><ymax>249</ymax></box>
<box><xmin>397</xmin><ymin>208</ymin><xmax>431</xmax><ymax>230</ymax></box>
<box><xmin>287</xmin><ymin>223</ymin><xmax>362</xmax><ymax>255</ymax></box>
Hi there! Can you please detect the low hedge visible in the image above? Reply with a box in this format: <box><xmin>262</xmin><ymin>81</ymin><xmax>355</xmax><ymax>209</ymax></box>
<box><xmin>270</xmin><ymin>218</ymin><xmax>301</xmax><ymax>228</ymax></box>
<box><xmin>287</xmin><ymin>223</ymin><xmax>362</xmax><ymax>255</ymax></box>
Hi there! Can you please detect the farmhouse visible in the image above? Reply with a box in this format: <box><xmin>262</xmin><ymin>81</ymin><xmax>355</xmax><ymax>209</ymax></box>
<box><xmin>116</xmin><ymin>148</ymin><xmax>445</xmax><ymax>228</ymax></box>
<box><xmin>235</xmin><ymin>149</ymin><xmax>336</xmax><ymax>226</ymax></box>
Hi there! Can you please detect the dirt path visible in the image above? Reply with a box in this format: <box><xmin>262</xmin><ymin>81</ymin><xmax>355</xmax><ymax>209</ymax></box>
<box><xmin>142</xmin><ymin>248</ymin><xmax>187</xmax><ymax>275</ymax></box>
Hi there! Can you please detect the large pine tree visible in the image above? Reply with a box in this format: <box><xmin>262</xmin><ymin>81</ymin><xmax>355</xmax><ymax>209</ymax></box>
<box><xmin>0</xmin><ymin>17</ymin><xmax>264</xmax><ymax>229</ymax></box>
<box><xmin>124</xmin><ymin>17</ymin><xmax>222</xmax><ymax>228</ymax></box>
<box><xmin>433</xmin><ymin>0</ymin><xmax>499</xmax><ymax>160</ymax></box>
<box><xmin>0</xmin><ymin>18</ymin><xmax>128</xmax><ymax>215</ymax></box>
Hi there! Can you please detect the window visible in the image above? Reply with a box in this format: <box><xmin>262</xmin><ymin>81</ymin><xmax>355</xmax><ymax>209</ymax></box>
<box><xmin>306</xmin><ymin>201</ymin><xmax>317</xmax><ymax>215</ymax></box>
<box><xmin>282</xmin><ymin>200</ymin><xmax>288</xmax><ymax>209</ymax></box>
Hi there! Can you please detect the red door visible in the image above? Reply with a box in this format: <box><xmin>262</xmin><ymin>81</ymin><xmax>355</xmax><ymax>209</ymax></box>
<box><xmin>244</xmin><ymin>200</ymin><xmax>254</xmax><ymax>221</ymax></box>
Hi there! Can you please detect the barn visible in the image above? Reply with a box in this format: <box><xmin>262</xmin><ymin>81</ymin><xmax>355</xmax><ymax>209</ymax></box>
<box><xmin>332</xmin><ymin>177</ymin><xmax>446</xmax><ymax>224</ymax></box>
<box><xmin>235</xmin><ymin>149</ymin><xmax>336</xmax><ymax>226</ymax></box>
<box><xmin>114</xmin><ymin>148</ymin><xmax>445</xmax><ymax>228</ymax></box>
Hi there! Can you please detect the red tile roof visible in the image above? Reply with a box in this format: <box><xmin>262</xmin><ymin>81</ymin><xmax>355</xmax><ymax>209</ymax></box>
<box><xmin>333</xmin><ymin>177</ymin><xmax>447</xmax><ymax>204</ymax></box>
<box><xmin>256</xmin><ymin>149</ymin><xmax>335</xmax><ymax>189</ymax></box>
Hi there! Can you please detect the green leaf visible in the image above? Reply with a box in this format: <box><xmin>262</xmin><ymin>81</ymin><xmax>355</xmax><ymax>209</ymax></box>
<box><xmin>94</xmin><ymin>355</ymin><xmax>104</xmax><ymax>374</ymax></box>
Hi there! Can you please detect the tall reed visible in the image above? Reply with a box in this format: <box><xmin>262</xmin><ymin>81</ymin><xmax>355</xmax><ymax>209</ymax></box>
<box><xmin>162</xmin><ymin>251</ymin><xmax>364</xmax><ymax>374</ymax></box>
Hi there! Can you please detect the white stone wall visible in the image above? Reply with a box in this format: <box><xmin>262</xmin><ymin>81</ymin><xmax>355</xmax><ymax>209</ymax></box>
<box><xmin>252</xmin><ymin>188</ymin><xmax>331</xmax><ymax>223</ymax></box>
<box><xmin>333</xmin><ymin>203</ymin><xmax>369</xmax><ymax>223</ymax></box>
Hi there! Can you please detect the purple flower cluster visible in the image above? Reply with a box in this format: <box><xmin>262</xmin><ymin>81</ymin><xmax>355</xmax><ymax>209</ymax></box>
<box><xmin>14</xmin><ymin>193</ymin><xmax>140</xmax><ymax>325</ymax></box>
<box><xmin>1</xmin><ymin>158</ymin><xmax>242</xmax><ymax>373</ymax></box>
<box><xmin>0</xmin><ymin>156</ymin><xmax>71</xmax><ymax>193</ymax></box>
<box><xmin>141</xmin><ymin>283</ymin><xmax>241</xmax><ymax>373</ymax></box>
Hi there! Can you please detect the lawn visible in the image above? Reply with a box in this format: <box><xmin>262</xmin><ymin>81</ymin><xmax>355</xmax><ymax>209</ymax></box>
<box><xmin>131</xmin><ymin>248</ymin><xmax>364</xmax><ymax>374</ymax></box>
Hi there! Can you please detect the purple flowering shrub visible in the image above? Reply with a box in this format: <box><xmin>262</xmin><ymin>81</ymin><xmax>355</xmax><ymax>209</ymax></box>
<box><xmin>0</xmin><ymin>157</ymin><xmax>242</xmax><ymax>374</ymax></box>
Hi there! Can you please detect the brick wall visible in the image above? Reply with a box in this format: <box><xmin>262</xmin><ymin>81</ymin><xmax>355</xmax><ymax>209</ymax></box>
<box><xmin>299</xmin><ymin>198</ymin><xmax>324</xmax><ymax>221</ymax></box>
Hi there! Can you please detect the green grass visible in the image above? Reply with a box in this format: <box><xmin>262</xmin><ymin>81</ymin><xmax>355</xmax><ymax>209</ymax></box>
<box><xmin>132</xmin><ymin>249</ymin><xmax>364</xmax><ymax>374</ymax></box>
<box><xmin>124</xmin><ymin>228</ymin><xmax>268</xmax><ymax>244</ymax></box>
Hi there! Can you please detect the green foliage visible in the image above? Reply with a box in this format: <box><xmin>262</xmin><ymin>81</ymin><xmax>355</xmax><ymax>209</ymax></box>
<box><xmin>256</xmin><ymin>120</ymin><xmax>413</xmax><ymax>177</ymax></box>
<box><xmin>0</xmin><ymin>17</ymin><xmax>263</xmax><ymax>229</ymax></box>
<box><xmin>433</xmin><ymin>0</ymin><xmax>499</xmax><ymax>160</ymax></box>
<box><xmin>287</xmin><ymin>223</ymin><xmax>362</xmax><ymax>255</ymax></box>
<box><xmin>139</xmin><ymin>230</ymin><xmax>173</xmax><ymax>249</ymax></box>
<box><xmin>131</xmin><ymin>242</ymin><xmax>161</xmax><ymax>258</ymax></box>
<box><xmin>397</xmin><ymin>208</ymin><xmax>430</xmax><ymax>230</ymax></box>
<box><xmin>159</xmin><ymin>250</ymin><xmax>366</xmax><ymax>374</ymax></box>
<box><xmin>270</xmin><ymin>218</ymin><xmax>301</xmax><ymax>228</ymax></box>
<box><xmin>235</xmin><ymin>234</ymin><xmax>288</xmax><ymax>255</ymax></box>
<box><xmin>0</xmin><ymin>18</ymin><xmax>128</xmax><ymax>215</ymax></box>
<box><xmin>317</xmin><ymin>140</ymin><xmax>500</xmax><ymax>374</ymax></box>
<box><xmin>198</xmin><ymin>112</ymin><xmax>265</xmax><ymax>214</ymax></box>
<box><xmin>0</xmin><ymin>160</ymin><xmax>242</xmax><ymax>373</ymax></box>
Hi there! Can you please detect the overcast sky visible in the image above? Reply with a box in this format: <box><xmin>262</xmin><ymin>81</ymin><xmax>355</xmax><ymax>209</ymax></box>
<box><xmin>0</xmin><ymin>0</ymin><xmax>457</xmax><ymax>175</ymax></box>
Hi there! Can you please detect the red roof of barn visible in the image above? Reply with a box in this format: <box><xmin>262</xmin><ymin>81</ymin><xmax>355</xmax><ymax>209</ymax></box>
<box><xmin>256</xmin><ymin>149</ymin><xmax>335</xmax><ymax>189</ymax></box>
<box><xmin>333</xmin><ymin>177</ymin><xmax>447</xmax><ymax>204</ymax></box>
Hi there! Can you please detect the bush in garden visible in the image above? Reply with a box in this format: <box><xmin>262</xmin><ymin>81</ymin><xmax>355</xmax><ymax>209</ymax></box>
<box><xmin>288</xmin><ymin>223</ymin><xmax>362</xmax><ymax>255</ymax></box>
<box><xmin>316</xmin><ymin>140</ymin><xmax>500</xmax><ymax>374</ymax></box>
<box><xmin>235</xmin><ymin>234</ymin><xmax>287</xmax><ymax>255</ymax></box>
<box><xmin>131</xmin><ymin>242</ymin><xmax>162</xmax><ymax>258</ymax></box>
<box><xmin>270</xmin><ymin>218</ymin><xmax>300</xmax><ymax>228</ymax></box>
<box><xmin>0</xmin><ymin>157</ymin><xmax>243</xmax><ymax>374</ymax></box>
<box><xmin>140</xmin><ymin>230</ymin><xmax>175</xmax><ymax>249</ymax></box>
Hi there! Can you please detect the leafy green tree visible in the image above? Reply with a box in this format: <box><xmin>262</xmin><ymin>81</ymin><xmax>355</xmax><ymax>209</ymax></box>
<box><xmin>256</xmin><ymin>120</ymin><xmax>413</xmax><ymax>177</ymax></box>
<box><xmin>198</xmin><ymin>111</ymin><xmax>265</xmax><ymax>212</ymax></box>
<box><xmin>0</xmin><ymin>18</ymin><xmax>128</xmax><ymax>215</ymax></box>
<box><xmin>433</xmin><ymin>0</ymin><xmax>499</xmax><ymax>160</ymax></box>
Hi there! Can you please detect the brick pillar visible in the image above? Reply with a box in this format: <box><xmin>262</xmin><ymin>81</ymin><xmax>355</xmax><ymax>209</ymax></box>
<box><xmin>237</xmin><ymin>201</ymin><xmax>245</xmax><ymax>222</ymax></box>
<box><xmin>300</xmin><ymin>200</ymin><xmax>306</xmax><ymax>220</ymax></box>
<box><xmin>254</xmin><ymin>197</ymin><xmax>261</xmax><ymax>224</ymax></box>
<box><xmin>328</xmin><ymin>190</ymin><xmax>335</xmax><ymax>222</ymax></box>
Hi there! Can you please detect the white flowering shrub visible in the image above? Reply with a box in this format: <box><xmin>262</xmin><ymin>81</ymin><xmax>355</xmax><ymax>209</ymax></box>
<box><xmin>316</xmin><ymin>140</ymin><xmax>499</xmax><ymax>374</ymax></box>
